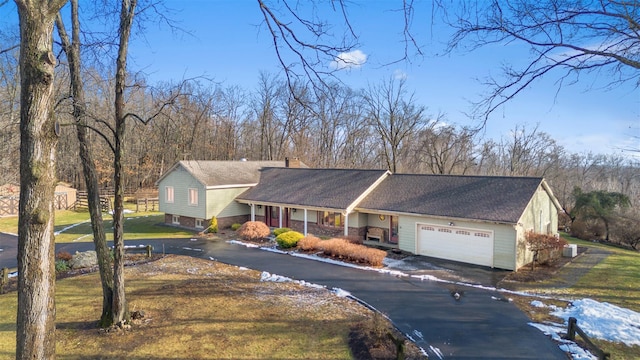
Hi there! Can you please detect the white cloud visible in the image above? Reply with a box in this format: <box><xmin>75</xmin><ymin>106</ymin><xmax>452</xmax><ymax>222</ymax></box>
<box><xmin>393</xmin><ymin>69</ymin><xmax>408</xmax><ymax>80</ymax></box>
<box><xmin>330</xmin><ymin>49</ymin><xmax>367</xmax><ymax>70</ymax></box>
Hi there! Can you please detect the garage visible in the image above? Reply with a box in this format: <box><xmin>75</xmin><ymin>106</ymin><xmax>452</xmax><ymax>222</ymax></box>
<box><xmin>417</xmin><ymin>224</ymin><xmax>494</xmax><ymax>267</ymax></box>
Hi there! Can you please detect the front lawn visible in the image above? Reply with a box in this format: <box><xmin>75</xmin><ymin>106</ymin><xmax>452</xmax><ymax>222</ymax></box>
<box><xmin>0</xmin><ymin>209</ymin><xmax>194</xmax><ymax>242</ymax></box>
<box><xmin>0</xmin><ymin>256</ymin><xmax>423</xmax><ymax>359</ymax></box>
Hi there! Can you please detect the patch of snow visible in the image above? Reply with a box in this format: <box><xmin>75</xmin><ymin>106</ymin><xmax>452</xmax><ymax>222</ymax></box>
<box><xmin>8</xmin><ymin>271</ymin><xmax>17</xmax><ymax>278</ymax></box>
<box><xmin>238</xmin><ymin>266</ymin><xmax>249</xmax><ymax>271</ymax></box>
<box><xmin>429</xmin><ymin>345</ymin><xmax>444</xmax><ymax>359</ymax></box>
<box><xmin>551</xmin><ymin>298</ymin><xmax>640</xmax><ymax>347</ymax></box>
<box><xmin>227</xmin><ymin>240</ymin><xmax>259</xmax><ymax>248</ymax></box>
<box><xmin>0</xmin><ymin>248</ymin><xmax>3</xmax><ymax>252</ymax></box>
<box><xmin>107</xmin><ymin>209</ymin><xmax>134</xmax><ymax>215</ymax></box>
<box><xmin>383</xmin><ymin>257</ymin><xmax>418</xmax><ymax>271</ymax></box>
<box><xmin>208</xmin><ymin>256</ymin><xmax>216</xmax><ymax>261</ymax></box>
<box><xmin>181</xmin><ymin>247</ymin><xmax>202</xmax><ymax>252</ymax></box>
<box><xmin>260</xmin><ymin>271</ymin><xmax>325</xmax><ymax>290</ymax></box>
<box><xmin>528</xmin><ymin>322</ymin><xmax>596</xmax><ymax>360</ymax></box>
<box><xmin>531</xmin><ymin>300</ymin><xmax>546</xmax><ymax>308</ymax></box>
<box><xmin>332</xmin><ymin>288</ymin><xmax>351</xmax><ymax>298</ymax></box>
<box><xmin>190</xmin><ymin>238</ymin><xmax>197</xmax><ymax>241</ymax></box>
<box><xmin>73</xmin><ymin>234</ymin><xmax>91</xmax><ymax>242</ymax></box>
<box><xmin>412</xmin><ymin>329</ymin><xmax>424</xmax><ymax>340</ymax></box>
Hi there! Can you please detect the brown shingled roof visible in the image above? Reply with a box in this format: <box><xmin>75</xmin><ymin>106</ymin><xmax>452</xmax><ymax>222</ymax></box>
<box><xmin>356</xmin><ymin>174</ymin><xmax>544</xmax><ymax>224</ymax></box>
<box><xmin>158</xmin><ymin>160</ymin><xmax>288</xmax><ymax>187</ymax></box>
<box><xmin>236</xmin><ymin>168</ymin><xmax>389</xmax><ymax>210</ymax></box>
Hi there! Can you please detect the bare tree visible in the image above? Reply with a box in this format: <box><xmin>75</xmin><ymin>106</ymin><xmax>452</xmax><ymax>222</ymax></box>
<box><xmin>55</xmin><ymin>0</ymin><xmax>115</xmax><ymax>327</ymax></box>
<box><xmin>414</xmin><ymin>122</ymin><xmax>478</xmax><ymax>175</ymax></box>
<box><xmin>441</xmin><ymin>0</ymin><xmax>640</xmax><ymax>121</ymax></box>
<box><xmin>363</xmin><ymin>77</ymin><xmax>427</xmax><ymax>172</ymax></box>
<box><xmin>14</xmin><ymin>0</ymin><xmax>68</xmax><ymax>358</ymax></box>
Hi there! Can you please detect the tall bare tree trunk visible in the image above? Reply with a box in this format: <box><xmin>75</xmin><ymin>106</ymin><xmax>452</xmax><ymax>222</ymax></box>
<box><xmin>112</xmin><ymin>0</ymin><xmax>137</xmax><ymax>326</ymax></box>
<box><xmin>55</xmin><ymin>0</ymin><xmax>115</xmax><ymax>328</ymax></box>
<box><xmin>15</xmin><ymin>0</ymin><xmax>68</xmax><ymax>358</ymax></box>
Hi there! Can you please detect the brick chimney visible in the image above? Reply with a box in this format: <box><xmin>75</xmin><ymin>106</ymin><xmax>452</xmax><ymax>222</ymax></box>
<box><xmin>285</xmin><ymin>157</ymin><xmax>301</xmax><ymax>168</ymax></box>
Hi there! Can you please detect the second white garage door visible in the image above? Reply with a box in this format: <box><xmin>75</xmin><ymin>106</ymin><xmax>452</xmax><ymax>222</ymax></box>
<box><xmin>417</xmin><ymin>224</ymin><xmax>494</xmax><ymax>267</ymax></box>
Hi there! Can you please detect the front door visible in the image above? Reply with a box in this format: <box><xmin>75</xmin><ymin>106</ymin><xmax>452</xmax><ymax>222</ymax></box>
<box><xmin>266</xmin><ymin>206</ymin><xmax>290</xmax><ymax>228</ymax></box>
<box><xmin>390</xmin><ymin>216</ymin><xmax>399</xmax><ymax>244</ymax></box>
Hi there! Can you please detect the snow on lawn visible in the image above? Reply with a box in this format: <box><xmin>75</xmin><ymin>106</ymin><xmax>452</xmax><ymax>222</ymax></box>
<box><xmin>552</xmin><ymin>299</ymin><xmax>640</xmax><ymax>347</ymax></box>
<box><xmin>54</xmin><ymin>220</ymin><xmax>90</xmax><ymax>235</ymax></box>
<box><xmin>529</xmin><ymin>298</ymin><xmax>640</xmax><ymax>359</ymax></box>
<box><xmin>227</xmin><ymin>239</ymin><xmax>638</xmax><ymax>358</ymax></box>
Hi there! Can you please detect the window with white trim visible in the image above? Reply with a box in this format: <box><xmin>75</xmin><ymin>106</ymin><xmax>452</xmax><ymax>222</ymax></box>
<box><xmin>188</xmin><ymin>188</ymin><xmax>198</xmax><ymax>206</ymax></box>
<box><xmin>195</xmin><ymin>218</ymin><xmax>204</xmax><ymax>229</ymax></box>
<box><xmin>172</xmin><ymin>215</ymin><xmax>180</xmax><ymax>224</ymax></box>
<box><xmin>165</xmin><ymin>186</ymin><xmax>174</xmax><ymax>203</ymax></box>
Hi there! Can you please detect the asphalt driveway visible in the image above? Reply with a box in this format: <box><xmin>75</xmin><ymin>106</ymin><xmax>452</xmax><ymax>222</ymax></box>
<box><xmin>0</xmin><ymin>235</ymin><xmax>569</xmax><ymax>359</ymax></box>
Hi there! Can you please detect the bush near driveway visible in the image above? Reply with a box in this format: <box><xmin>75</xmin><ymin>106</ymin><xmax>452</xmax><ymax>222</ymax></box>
<box><xmin>237</xmin><ymin>221</ymin><xmax>271</xmax><ymax>242</ymax></box>
<box><xmin>276</xmin><ymin>231</ymin><xmax>304</xmax><ymax>248</ymax></box>
<box><xmin>298</xmin><ymin>235</ymin><xmax>386</xmax><ymax>267</ymax></box>
<box><xmin>273</xmin><ymin>227</ymin><xmax>292</xmax><ymax>236</ymax></box>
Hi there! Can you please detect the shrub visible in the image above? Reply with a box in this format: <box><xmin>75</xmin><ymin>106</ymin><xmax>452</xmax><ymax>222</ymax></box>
<box><xmin>297</xmin><ymin>234</ymin><xmax>321</xmax><ymax>251</ymax></box>
<box><xmin>237</xmin><ymin>221</ymin><xmax>271</xmax><ymax>241</ymax></box>
<box><xmin>313</xmin><ymin>238</ymin><xmax>386</xmax><ymax>266</ymax></box>
<box><xmin>56</xmin><ymin>251</ymin><xmax>73</xmax><ymax>262</ymax></box>
<box><xmin>208</xmin><ymin>217</ymin><xmax>218</xmax><ymax>233</ymax></box>
<box><xmin>276</xmin><ymin>231</ymin><xmax>304</xmax><ymax>248</ymax></box>
<box><xmin>525</xmin><ymin>231</ymin><xmax>567</xmax><ymax>269</ymax></box>
<box><xmin>273</xmin><ymin>227</ymin><xmax>292</xmax><ymax>236</ymax></box>
<box><xmin>55</xmin><ymin>260</ymin><xmax>70</xmax><ymax>273</ymax></box>
<box><xmin>231</xmin><ymin>223</ymin><xmax>242</xmax><ymax>231</ymax></box>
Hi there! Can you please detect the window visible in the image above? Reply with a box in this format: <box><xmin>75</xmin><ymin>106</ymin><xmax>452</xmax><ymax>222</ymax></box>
<box><xmin>195</xmin><ymin>218</ymin><xmax>204</xmax><ymax>229</ymax></box>
<box><xmin>420</xmin><ymin>226</ymin><xmax>435</xmax><ymax>231</ymax></box>
<box><xmin>319</xmin><ymin>211</ymin><xmax>342</xmax><ymax>227</ymax></box>
<box><xmin>165</xmin><ymin>186</ymin><xmax>174</xmax><ymax>203</ymax></box>
<box><xmin>438</xmin><ymin>228</ymin><xmax>452</xmax><ymax>233</ymax></box>
<box><xmin>172</xmin><ymin>215</ymin><xmax>180</xmax><ymax>225</ymax></box>
<box><xmin>474</xmin><ymin>232</ymin><xmax>490</xmax><ymax>238</ymax></box>
<box><xmin>188</xmin><ymin>188</ymin><xmax>198</xmax><ymax>206</ymax></box>
<box><xmin>456</xmin><ymin>230</ymin><xmax>471</xmax><ymax>236</ymax></box>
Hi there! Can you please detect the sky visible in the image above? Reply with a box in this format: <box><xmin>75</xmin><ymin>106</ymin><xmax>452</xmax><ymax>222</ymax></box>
<box><xmin>1</xmin><ymin>1</ymin><xmax>639</xmax><ymax>157</ymax></box>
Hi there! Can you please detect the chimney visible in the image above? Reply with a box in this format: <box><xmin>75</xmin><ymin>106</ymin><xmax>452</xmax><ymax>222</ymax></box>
<box><xmin>285</xmin><ymin>157</ymin><xmax>301</xmax><ymax>168</ymax></box>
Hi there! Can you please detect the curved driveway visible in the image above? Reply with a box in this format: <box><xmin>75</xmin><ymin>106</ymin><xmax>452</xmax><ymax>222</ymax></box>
<box><xmin>0</xmin><ymin>234</ymin><xmax>569</xmax><ymax>359</ymax></box>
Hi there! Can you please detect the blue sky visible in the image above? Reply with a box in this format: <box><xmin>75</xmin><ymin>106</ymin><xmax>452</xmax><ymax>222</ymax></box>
<box><xmin>2</xmin><ymin>1</ymin><xmax>638</xmax><ymax>156</ymax></box>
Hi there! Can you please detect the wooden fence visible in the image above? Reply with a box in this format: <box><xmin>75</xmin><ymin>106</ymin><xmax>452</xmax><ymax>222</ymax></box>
<box><xmin>135</xmin><ymin>198</ymin><xmax>159</xmax><ymax>212</ymax></box>
<box><xmin>565</xmin><ymin>317</ymin><xmax>610</xmax><ymax>360</ymax></box>
<box><xmin>0</xmin><ymin>196</ymin><xmax>18</xmax><ymax>217</ymax></box>
<box><xmin>0</xmin><ymin>267</ymin><xmax>10</xmax><ymax>293</ymax></box>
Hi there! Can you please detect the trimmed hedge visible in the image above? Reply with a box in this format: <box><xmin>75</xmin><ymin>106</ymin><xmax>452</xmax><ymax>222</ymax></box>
<box><xmin>230</xmin><ymin>223</ymin><xmax>242</xmax><ymax>231</ymax></box>
<box><xmin>276</xmin><ymin>231</ymin><xmax>304</xmax><ymax>248</ymax></box>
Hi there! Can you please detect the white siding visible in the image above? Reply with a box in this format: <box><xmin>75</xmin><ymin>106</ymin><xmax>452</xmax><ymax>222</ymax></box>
<box><xmin>207</xmin><ymin>187</ymin><xmax>252</xmax><ymax>219</ymax></box>
<box><xmin>398</xmin><ymin>215</ymin><xmax>518</xmax><ymax>270</ymax></box>
<box><xmin>515</xmin><ymin>185</ymin><xmax>560</xmax><ymax>269</ymax></box>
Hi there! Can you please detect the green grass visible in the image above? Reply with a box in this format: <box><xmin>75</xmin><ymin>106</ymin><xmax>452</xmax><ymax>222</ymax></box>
<box><xmin>0</xmin><ymin>208</ymin><xmax>194</xmax><ymax>242</ymax></box>
<box><xmin>560</xmin><ymin>233</ymin><xmax>640</xmax><ymax>359</ymax></box>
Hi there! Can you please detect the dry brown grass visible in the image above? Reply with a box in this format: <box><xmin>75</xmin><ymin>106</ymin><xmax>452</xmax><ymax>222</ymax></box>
<box><xmin>0</xmin><ymin>255</ymin><xmax>425</xmax><ymax>359</ymax></box>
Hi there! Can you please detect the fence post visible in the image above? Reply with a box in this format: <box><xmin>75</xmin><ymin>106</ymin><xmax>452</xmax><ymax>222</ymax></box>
<box><xmin>146</xmin><ymin>245</ymin><xmax>153</xmax><ymax>258</ymax></box>
<box><xmin>566</xmin><ymin>317</ymin><xmax>577</xmax><ymax>341</ymax></box>
<box><xmin>1</xmin><ymin>268</ymin><xmax>7</xmax><ymax>293</ymax></box>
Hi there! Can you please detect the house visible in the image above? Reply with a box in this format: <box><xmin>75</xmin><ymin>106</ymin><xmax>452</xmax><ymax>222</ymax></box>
<box><xmin>155</xmin><ymin>159</ymin><xmax>302</xmax><ymax>230</ymax></box>
<box><xmin>157</xmin><ymin>162</ymin><xmax>562</xmax><ymax>270</ymax></box>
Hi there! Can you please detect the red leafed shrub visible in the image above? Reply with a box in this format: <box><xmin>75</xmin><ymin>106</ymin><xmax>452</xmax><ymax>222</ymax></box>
<box><xmin>56</xmin><ymin>251</ymin><xmax>73</xmax><ymax>262</ymax></box>
<box><xmin>315</xmin><ymin>238</ymin><xmax>386</xmax><ymax>267</ymax></box>
<box><xmin>525</xmin><ymin>231</ymin><xmax>567</xmax><ymax>269</ymax></box>
<box><xmin>298</xmin><ymin>234</ymin><xmax>321</xmax><ymax>251</ymax></box>
<box><xmin>237</xmin><ymin>221</ymin><xmax>271</xmax><ymax>241</ymax></box>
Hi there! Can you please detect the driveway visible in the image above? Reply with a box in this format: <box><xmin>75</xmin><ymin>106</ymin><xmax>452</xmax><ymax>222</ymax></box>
<box><xmin>0</xmin><ymin>235</ymin><xmax>569</xmax><ymax>359</ymax></box>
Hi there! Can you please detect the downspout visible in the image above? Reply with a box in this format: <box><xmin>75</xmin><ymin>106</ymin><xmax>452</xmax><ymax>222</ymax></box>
<box><xmin>303</xmin><ymin>209</ymin><xmax>308</xmax><ymax>236</ymax></box>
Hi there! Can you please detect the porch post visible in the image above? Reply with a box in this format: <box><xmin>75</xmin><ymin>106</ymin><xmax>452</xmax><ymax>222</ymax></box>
<box><xmin>303</xmin><ymin>209</ymin><xmax>308</xmax><ymax>235</ymax></box>
<box><xmin>278</xmin><ymin>206</ymin><xmax>283</xmax><ymax>228</ymax></box>
<box><xmin>343</xmin><ymin>211</ymin><xmax>349</xmax><ymax>236</ymax></box>
<box><xmin>250</xmin><ymin>204</ymin><xmax>255</xmax><ymax>222</ymax></box>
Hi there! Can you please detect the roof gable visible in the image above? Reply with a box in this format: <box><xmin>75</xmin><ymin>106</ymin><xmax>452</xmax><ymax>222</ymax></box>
<box><xmin>156</xmin><ymin>160</ymin><xmax>288</xmax><ymax>188</ymax></box>
<box><xmin>357</xmin><ymin>174</ymin><xmax>544</xmax><ymax>223</ymax></box>
<box><xmin>236</xmin><ymin>168</ymin><xmax>389</xmax><ymax>210</ymax></box>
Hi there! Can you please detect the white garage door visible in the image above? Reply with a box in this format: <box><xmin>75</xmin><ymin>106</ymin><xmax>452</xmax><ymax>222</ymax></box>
<box><xmin>417</xmin><ymin>224</ymin><xmax>494</xmax><ymax>267</ymax></box>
